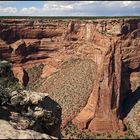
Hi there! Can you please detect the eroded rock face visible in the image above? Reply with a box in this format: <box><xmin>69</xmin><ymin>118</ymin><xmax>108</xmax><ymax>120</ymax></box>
<box><xmin>41</xmin><ymin>64</ymin><xmax>58</xmax><ymax>78</ymax></box>
<box><xmin>72</xmin><ymin>19</ymin><xmax>140</xmax><ymax>132</ymax></box>
<box><xmin>0</xmin><ymin>18</ymin><xmax>140</xmax><ymax>133</ymax></box>
<box><xmin>0</xmin><ymin>119</ymin><xmax>56</xmax><ymax>139</ymax></box>
<box><xmin>72</xmin><ymin>39</ymin><xmax>122</xmax><ymax>132</ymax></box>
<box><xmin>0</xmin><ymin>89</ymin><xmax>61</xmax><ymax>138</ymax></box>
<box><xmin>10</xmin><ymin>39</ymin><xmax>26</xmax><ymax>55</ymax></box>
<box><xmin>12</xmin><ymin>66</ymin><xmax>29</xmax><ymax>87</ymax></box>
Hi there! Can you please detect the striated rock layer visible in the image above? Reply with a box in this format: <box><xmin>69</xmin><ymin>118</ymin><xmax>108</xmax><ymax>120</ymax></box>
<box><xmin>0</xmin><ymin>18</ymin><xmax>140</xmax><ymax>133</ymax></box>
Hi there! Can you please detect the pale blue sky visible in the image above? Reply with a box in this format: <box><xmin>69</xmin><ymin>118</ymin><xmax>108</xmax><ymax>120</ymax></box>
<box><xmin>0</xmin><ymin>1</ymin><xmax>140</xmax><ymax>16</ymax></box>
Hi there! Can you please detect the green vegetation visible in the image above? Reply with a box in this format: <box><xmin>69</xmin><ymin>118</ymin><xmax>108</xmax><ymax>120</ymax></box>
<box><xmin>0</xmin><ymin>16</ymin><xmax>140</xmax><ymax>20</ymax></box>
<box><xmin>0</xmin><ymin>85</ymin><xmax>10</xmax><ymax>105</ymax></box>
<box><xmin>0</xmin><ymin>60</ymin><xmax>20</xmax><ymax>105</ymax></box>
<box><xmin>61</xmin><ymin>121</ymin><xmax>138</xmax><ymax>139</ymax></box>
<box><xmin>0</xmin><ymin>60</ymin><xmax>19</xmax><ymax>90</ymax></box>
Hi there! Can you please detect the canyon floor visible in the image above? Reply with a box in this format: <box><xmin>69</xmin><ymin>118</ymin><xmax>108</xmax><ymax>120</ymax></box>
<box><xmin>0</xmin><ymin>17</ymin><xmax>140</xmax><ymax>139</ymax></box>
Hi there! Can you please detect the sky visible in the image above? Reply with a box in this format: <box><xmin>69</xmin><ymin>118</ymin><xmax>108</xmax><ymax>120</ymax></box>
<box><xmin>0</xmin><ymin>1</ymin><xmax>140</xmax><ymax>16</ymax></box>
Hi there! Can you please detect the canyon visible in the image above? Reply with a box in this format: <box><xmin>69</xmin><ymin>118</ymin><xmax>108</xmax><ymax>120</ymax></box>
<box><xmin>0</xmin><ymin>18</ymin><xmax>140</xmax><ymax>137</ymax></box>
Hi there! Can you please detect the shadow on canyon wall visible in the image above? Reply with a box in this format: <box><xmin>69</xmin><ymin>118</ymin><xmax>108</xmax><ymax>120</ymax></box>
<box><xmin>124</xmin><ymin>86</ymin><xmax>140</xmax><ymax>116</ymax></box>
<box><xmin>120</xmin><ymin>66</ymin><xmax>140</xmax><ymax>119</ymax></box>
<box><xmin>38</xmin><ymin>96</ymin><xmax>62</xmax><ymax>138</ymax></box>
<box><xmin>0</xmin><ymin>107</ymin><xmax>11</xmax><ymax>121</ymax></box>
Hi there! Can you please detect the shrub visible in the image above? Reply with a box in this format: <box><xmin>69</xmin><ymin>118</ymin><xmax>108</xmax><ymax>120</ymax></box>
<box><xmin>0</xmin><ymin>60</ymin><xmax>19</xmax><ymax>90</ymax></box>
<box><xmin>0</xmin><ymin>85</ymin><xmax>10</xmax><ymax>105</ymax></box>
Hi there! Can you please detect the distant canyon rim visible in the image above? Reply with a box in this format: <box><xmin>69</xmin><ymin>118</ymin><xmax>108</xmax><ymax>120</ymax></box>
<box><xmin>0</xmin><ymin>17</ymin><xmax>140</xmax><ymax>133</ymax></box>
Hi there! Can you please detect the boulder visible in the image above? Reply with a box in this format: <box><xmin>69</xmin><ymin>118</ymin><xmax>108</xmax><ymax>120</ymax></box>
<box><xmin>0</xmin><ymin>89</ymin><xmax>61</xmax><ymax>138</ymax></box>
<box><xmin>0</xmin><ymin>119</ymin><xmax>56</xmax><ymax>139</ymax></box>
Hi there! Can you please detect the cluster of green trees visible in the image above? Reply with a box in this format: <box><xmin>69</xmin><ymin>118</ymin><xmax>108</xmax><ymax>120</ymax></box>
<box><xmin>0</xmin><ymin>60</ymin><xmax>18</xmax><ymax>89</ymax></box>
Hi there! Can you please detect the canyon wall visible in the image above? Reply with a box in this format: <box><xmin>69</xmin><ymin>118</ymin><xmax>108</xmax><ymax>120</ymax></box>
<box><xmin>0</xmin><ymin>18</ymin><xmax>140</xmax><ymax>132</ymax></box>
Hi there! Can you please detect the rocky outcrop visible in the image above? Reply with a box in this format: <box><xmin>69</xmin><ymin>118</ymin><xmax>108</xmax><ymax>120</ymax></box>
<box><xmin>0</xmin><ymin>89</ymin><xmax>61</xmax><ymax>138</ymax></box>
<box><xmin>12</xmin><ymin>66</ymin><xmax>29</xmax><ymax>87</ymax></box>
<box><xmin>10</xmin><ymin>39</ymin><xmax>26</xmax><ymax>55</ymax></box>
<box><xmin>0</xmin><ymin>39</ymin><xmax>12</xmax><ymax>60</ymax></box>
<box><xmin>9</xmin><ymin>39</ymin><xmax>41</xmax><ymax>63</ymax></box>
<box><xmin>0</xmin><ymin>119</ymin><xmax>56</xmax><ymax>139</ymax></box>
